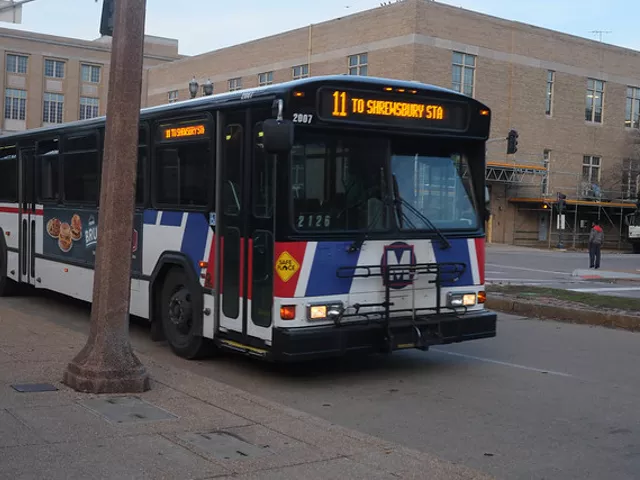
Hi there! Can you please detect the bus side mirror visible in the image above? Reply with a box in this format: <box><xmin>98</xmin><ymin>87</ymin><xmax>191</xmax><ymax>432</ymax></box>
<box><xmin>262</xmin><ymin>119</ymin><xmax>294</xmax><ymax>154</ymax></box>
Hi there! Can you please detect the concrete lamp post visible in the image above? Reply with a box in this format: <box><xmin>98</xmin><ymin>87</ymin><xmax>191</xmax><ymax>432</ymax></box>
<box><xmin>189</xmin><ymin>76</ymin><xmax>199</xmax><ymax>98</ymax></box>
<box><xmin>63</xmin><ymin>0</ymin><xmax>150</xmax><ymax>394</ymax></box>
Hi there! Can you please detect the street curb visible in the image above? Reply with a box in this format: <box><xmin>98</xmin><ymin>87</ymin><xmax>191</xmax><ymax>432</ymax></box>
<box><xmin>486</xmin><ymin>296</ymin><xmax>640</xmax><ymax>332</ymax></box>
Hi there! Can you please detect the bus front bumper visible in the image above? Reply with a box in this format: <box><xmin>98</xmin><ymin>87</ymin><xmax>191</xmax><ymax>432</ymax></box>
<box><xmin>271</xmin><ymin>310</ymin><xmax>497</xmax><ymax>362</ymax></box>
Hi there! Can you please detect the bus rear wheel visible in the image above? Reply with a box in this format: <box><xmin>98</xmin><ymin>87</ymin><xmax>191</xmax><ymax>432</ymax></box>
<box><xmin>160</xmin><ymin>268</ymin><xmax>211</xmax><ymax>359</ymax></box>
<box><xmin>0</xmin><ymin>252</ymin><xmax>16</xmax><ymax>297</ymax></box>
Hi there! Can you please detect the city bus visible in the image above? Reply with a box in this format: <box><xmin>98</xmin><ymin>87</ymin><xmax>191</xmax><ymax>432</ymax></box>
<box><xmin>0</xmin><ymin>75</ymin><xmax>496</xmax><ymax>362</ymax></box>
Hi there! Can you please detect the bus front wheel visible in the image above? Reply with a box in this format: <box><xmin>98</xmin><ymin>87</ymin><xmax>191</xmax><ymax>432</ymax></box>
<box><xmin>160</xmin><ymin>268</ymin><xmax>211</xmax><ymax>359</ymax></box>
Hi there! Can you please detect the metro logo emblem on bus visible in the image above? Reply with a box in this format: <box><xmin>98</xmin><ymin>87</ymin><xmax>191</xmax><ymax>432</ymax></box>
<box><xmin>381</xmin><ymin>242</ymin><xmax>417</xmax><ymax>290</ymax></box>
<box><xmin>275</xmin><ymin>251</ymin><xmax>300</xmax><ymax>283</ymax></box>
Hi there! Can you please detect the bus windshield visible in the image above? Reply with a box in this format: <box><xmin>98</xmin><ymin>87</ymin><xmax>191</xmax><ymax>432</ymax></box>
<box><xmin>391</xmin><ymin>149</ymin><xmax>478</xmax><ymax>231</ymax></box>
<box><xmin>291</xmin><ymin>133</ymin><xmax>390</xmax><ymax>232</ymax></box>
<box><xmin>289</xmin><ymin>132</ymin><xmax>479</xmax><ymax>233</ymax></box>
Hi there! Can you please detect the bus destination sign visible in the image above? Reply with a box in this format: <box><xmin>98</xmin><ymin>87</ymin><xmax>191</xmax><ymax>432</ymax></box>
<box><xmin>317</xmin><ymin>88</ymin><xmax>468</xmax><ymax>130</ymax></box>
<box><xmin>161</xmin><ymin>123</ymin><xmax>207</xmax><ymax>140</ymax></box>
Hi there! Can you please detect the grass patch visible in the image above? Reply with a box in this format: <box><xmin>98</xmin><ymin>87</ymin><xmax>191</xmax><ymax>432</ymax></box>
<box><xmin>486</xmin><ymin>285</ymin><xmax>640</xmax><ymax>311</ymax></box>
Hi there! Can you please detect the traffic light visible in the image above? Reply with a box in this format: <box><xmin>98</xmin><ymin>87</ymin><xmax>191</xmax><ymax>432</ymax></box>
<box><xmin>506</xmin><ymin>129</ymin><xmax>519</xmax><ymax>154</ymax></box>
<box><xmin>557</xmin><ymin>192</ymin><xmax>567</xmax><ymax>213</ymax></box>
<box><xmin>100</xmin><ymin>0</ymin><xmax>115</xmax><ymax>37</ymax></box>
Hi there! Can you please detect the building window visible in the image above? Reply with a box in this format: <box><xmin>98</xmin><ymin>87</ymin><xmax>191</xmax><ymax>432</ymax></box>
<box><xmin>81</xmin><ymin>64</ymin><xmax>101</xmax><ymax>83</ymax></box>
<box><xmin>43</xmin><ymin>93</ymin><xmax>64</xmax><ymax>124</ymax></box>
<box><xmin>348</xmin><ymin>53</ymin><xmax>368</xmax><ymax>76</ymax></box>
<box><xmin>168</xmin><ymin>90</ymin><xmax>178</xmax><ymax>103</ymax></box>
<box><xmin>6</xmin><ymin>54</ymin><xmax>28</xmax><ymax>74</ymax></box>
<box><xmin>585</xmin><ymin>78</ymin><xmax>604</xmax><ymax>123</ymax></box>
<box><xmin>4</xmin><ymin>89</ymin><xmax>27</xmax><ymax>120</ymax></box>
<box><xmin>44</xmin><ymin>59</ymin><xmax>65</xmax><ymax>79</ymax></box>
<box><xmin>292</xmin><ymin>64</ymin><xmax>309</xmax><ymax>80</ymax></box>
<box><xmin>258</xmin><ymin>72</ymin><xmax>273</xmax><ymax>86</ymax></box>
<box><xmin>228</xmin><ymin>78</ymin><xmax>242</xmax><ymax>91</ymax></box>
<box><xmin>582</xmin><ymin>155</ymin><xmax>601</xmax><ymax>184</ymax></box>
<box><xmin>626</xmin><ymin>86</ymin><xmax>640</xmax><ymax>129</ymax></box>
<box><xmin>622</xmin><ymin>158</ymin><xmax>640</xmax><ymax>200</ymax></box>
<box><xmin>79</xmin><ymin>97</ymin><xmax>99</xmax><ymax>120</ymax></box>
<box><xmin>546</xmin><ymin>71</ymin><xmax>555</xmax><ymax>116</ymax></box>
<box><xmin>452</xmin><ymin>51</ymin><xmax>475</xmax><ymax>97</ymax></box>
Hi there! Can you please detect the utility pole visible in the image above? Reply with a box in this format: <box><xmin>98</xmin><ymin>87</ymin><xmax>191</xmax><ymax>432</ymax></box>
<box><xmin>63</xmin><ymin>0</ymin><xmax>150</xmax><ymax>393</ymax></box>
<box><xmin>590</xmin><ymin>30</ymin><xmax>611</xmax><ymax>42</ymax></box>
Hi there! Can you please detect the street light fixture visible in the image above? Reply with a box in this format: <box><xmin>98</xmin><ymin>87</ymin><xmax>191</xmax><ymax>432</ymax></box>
<box><xmin>188</xmin><ymin>76</ymin><xmax>199</xmax><ymax>98</ymax></box>
<box><xmin>203</xmin><ymin>79</ymin><xmax>213</xmax><ymax>96</ymax></box>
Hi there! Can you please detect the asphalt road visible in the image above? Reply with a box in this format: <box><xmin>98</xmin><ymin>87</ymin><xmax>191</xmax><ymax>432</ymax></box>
<box><xmin>486</xmin><ymin>244</ymin><xmax>640</xmax><ymax>298</ymax></box>
<box><xmin>4</xmin><ymin>291</ymin><xmax>640</xmax><ymax>480</ymax></box>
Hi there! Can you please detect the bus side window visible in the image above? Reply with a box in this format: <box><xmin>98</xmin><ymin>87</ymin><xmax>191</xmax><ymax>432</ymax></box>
<box><xmin>63</xmin><ymin>132</ymin><xmax>99</xmax><ymax>204</ymax></box>
<box><xmin>154</xmin><ymin>141</ymin><xmax>210</xmax><ymax>208</ymax></box>
<box><xmin>253</xmin><ymin>123</ymin><xmax>273</xmax><ymax>218</ymax></box>
<box><xmin>223</xmin><ymin>124</ymin><xmax>243</xmax><ymax>216</ymax></box>
<box><xmin>36</xmin><ymin>138</ymin><xmax>60</xmax><ymax>203</ymax></box>
<box><xmin>0</xmin><ymin>145</ymin><xmax>18</xmax><ymax>203</ymax></box>
<box><xmin>137</xmin><ymin>126</ymin><xmax>147</xmax><ymax>206</ymax></box>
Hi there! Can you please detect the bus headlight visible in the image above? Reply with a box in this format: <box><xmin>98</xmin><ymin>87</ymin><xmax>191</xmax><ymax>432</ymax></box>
<box><xmin>307</xmin><ymin>302</ymin><xmax>344</xmax><ymax>320</ymax></box>
<box><xmin>447</xmin><ymin>292</ymin><xmax>477</xmax><ymax>307</ymax></box>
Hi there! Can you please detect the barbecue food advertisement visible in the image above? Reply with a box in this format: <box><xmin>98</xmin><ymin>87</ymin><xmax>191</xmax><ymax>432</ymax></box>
<box><xmin>43</xmin><ymin>207</ymin><xmax>143</xmax><ymax>274</ymax></box>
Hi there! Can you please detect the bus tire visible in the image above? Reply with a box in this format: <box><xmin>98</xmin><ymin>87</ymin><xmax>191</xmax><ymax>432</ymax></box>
<box><xmin>159</xmin><ymin>267</ymin><xmax>211</xmax><ymax>359</ymax></box>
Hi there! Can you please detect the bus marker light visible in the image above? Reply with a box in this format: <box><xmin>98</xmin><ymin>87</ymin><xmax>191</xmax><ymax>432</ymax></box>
<box><xmin>480</xmin><ymin>109</ymin><xmax>490</xmax><ymax>116</ymax></box>
<box><xmin>293</xmin><ymin>91</ymin><xmax>304</xmax><ymax>97</ymax></box>
<box><xmin>280</xmin><ymin>305</ymin><xmax>296</xmax><ymax>320</ymax></box>
<box><xmin>478</xmin><ymin>291</ymin><xmax>486</xmax><ymax>303</ymax></box>
<box><xmin>199</xmin><ymin>261</ymin><xmax>208</xmax><ymax>269</ymax></box>
<box><xmin>63</xmin><ymin>268</ymin><xmax>68</xmax><ymax>273</ymax></box>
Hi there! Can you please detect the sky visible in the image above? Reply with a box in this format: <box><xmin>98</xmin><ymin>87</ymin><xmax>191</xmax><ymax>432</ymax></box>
<box><xmin>0</xmin><ymin>0</ymin><xmax>638</xmax><ymax>56</ymax></box>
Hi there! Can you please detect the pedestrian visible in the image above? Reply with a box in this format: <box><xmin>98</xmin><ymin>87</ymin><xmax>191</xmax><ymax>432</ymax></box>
<box><xmin>588</xmin><ymin>221</ymin><xmax>604</xmax><ymax>269</ymax></box>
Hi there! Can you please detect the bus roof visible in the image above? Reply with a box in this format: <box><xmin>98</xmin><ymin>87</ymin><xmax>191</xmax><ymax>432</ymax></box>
<box><xmin>0</xmin><ymin>75</ymin><xmax>490</xmax><ymax>142</ymax></box>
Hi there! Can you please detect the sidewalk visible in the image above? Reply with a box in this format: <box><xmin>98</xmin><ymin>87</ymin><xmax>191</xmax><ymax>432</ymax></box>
<box><xmin>0</xmin><ymin>303</ymin><xmax>492</xmax><ymax>480</ymax></box>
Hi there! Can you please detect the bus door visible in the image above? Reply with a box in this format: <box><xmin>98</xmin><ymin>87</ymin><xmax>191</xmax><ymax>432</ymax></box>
<box><xmin>217</xmin><ymin>109</ymin><xmax>275</xmax><ymax>346</ymax></box>
<box><xmin>17</xmin><ymin>147</ymin><xmax>37</xmax><ymax>286</ymax></box>
<box><xmin>218</xmin><ymin>111</ymin><xmax>247</xmax><ymax>338</ymax></box>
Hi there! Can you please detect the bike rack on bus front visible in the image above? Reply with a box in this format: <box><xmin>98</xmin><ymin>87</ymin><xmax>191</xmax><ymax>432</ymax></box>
<box><xmin>334</xmin><ymin>262</ymin><xmax>468</xmax><ymax>351</ymax></box>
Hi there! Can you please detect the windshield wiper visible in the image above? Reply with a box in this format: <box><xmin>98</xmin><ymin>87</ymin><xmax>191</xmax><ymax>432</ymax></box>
<box><xmin>394</xmin><ymin>196</ymin><xmax>452</xmax><ymax>250</ymax></box>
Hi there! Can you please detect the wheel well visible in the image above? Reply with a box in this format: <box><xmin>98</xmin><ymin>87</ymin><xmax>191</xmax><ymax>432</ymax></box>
<box><xmin>148</xmin><ymin>253</ymin><xmax>202</xmax><ymax>341</ymax></box>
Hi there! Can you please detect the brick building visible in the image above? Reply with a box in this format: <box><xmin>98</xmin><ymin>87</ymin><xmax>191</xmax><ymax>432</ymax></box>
<box><xmin>4</xmin><ymin>0</ymin><xmax>640</xmax><ymax>247</ymax></box>
<box><xmin>0</xmin><ymin>27</ymin><xmax>182</xmax><ymax>135</ymax></box>
<box><xmin>144</xmin><ymin>0</ymin><xmax>640</xmax><ymax>248</ymax></box>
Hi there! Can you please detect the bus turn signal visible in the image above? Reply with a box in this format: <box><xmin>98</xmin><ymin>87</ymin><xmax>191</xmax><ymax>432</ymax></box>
<box><xmin>280</xmin><ymin>305</ymin><xmax>296</xmax><ymax>320</ymax></box>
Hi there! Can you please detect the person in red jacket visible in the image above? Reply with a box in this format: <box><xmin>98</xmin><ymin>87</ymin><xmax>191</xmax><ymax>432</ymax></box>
<box><xmin>588</xmin><ymin>221</ymin><xmax>604</xmax><ymax>269</ymax></box>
